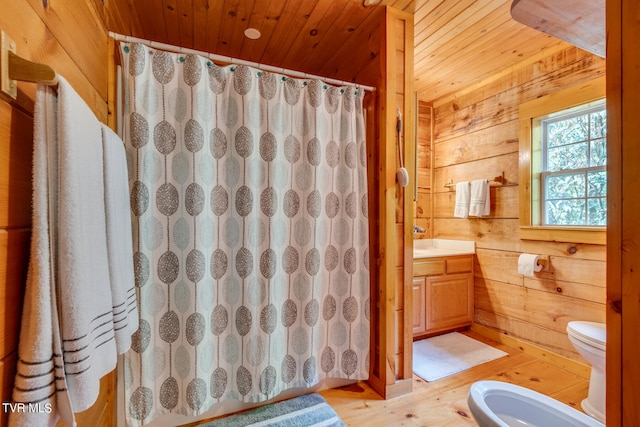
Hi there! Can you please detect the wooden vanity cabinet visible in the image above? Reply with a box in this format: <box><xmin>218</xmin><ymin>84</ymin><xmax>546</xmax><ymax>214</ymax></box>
<box><xmin>412</xmin><ymin>277</ymin><xmax>427</xmax><ymax>335</ymax></box>
<box><xmin>412</xmin><ymin>254</ymin><xmax>474</xmax><ymax>337</ymax></box>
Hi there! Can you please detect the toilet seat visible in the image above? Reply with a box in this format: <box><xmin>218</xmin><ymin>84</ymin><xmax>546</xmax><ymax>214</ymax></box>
<box><xmin>567</xmin><ymin>321</ymin><xmax>606</xmax><ymax>351</ymax></box>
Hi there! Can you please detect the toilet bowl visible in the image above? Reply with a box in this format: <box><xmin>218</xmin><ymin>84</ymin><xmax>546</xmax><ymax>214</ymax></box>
<box><xmin>567</xmin><ymin>321</ymin><xmax>606</xmax><ymax>423</ymax></box>
<box><xmin>467</xmin><ymin>380</ymin><xmax>605</xmax><ymax>427</ymax></box>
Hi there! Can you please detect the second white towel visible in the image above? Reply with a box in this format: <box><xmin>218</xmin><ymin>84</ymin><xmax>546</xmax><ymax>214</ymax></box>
<box><xmin>469</xmin><ymin>179</ymin><xmax>490</xmax><ymax>217</ymax></box>
<box><xmin>56</xmin><ymin>76</ymin><xmax>118</xmax><ymax>414</ymax></box>
<box><xmin>102</xmin><ymin>124</ymin><xmax>138</xmax><ymax>354</ymax></box>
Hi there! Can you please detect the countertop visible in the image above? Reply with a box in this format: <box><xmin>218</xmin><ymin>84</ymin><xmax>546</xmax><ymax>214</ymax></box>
<box><xmin>413</xmin><ymin>239</ymin><xmax>475</xmax><ymax>259</ymax></box>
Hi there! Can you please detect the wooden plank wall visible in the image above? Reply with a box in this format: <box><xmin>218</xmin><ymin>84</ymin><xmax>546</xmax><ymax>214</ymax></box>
<box><xmin>414</xmin><ymin>100</ymin><xmax>431</xmax><ymax>238</ymax></box>
<box><xmin>389</xmin><ymin>7</ymin><xmax>415</xmax><ymax>389</ymax></box>
<box><xmin>431</xmin><ymin>45</ymin><xmax>607</xmax><ymax>361</ymax></box>
<box><xmin>605</xmin><ymin>0</ymin><xmax>622</xmax><ymax>421</ymax></box>
<box><xmin>398</xmin><ymin>7</ymin><xmax>415</xmax><ymax>386</ymax></box>
<box><xmin>606</xmin><ymin>0</ymin><xmax>640</xmax><ymax>423</ymax></box>
<box><xmin>368</xmin><ymin>6</ymin><xmax>414</xmax><ymax>399</ymax></box>
<box><xmin>0</xmin><ymin>0</ymin><xmax>113</xmax><ymax>425</ymax></box>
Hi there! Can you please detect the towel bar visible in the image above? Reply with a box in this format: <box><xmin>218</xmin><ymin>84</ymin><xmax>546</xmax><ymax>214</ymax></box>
<box><xmin>444</xmin><ymin>172</ymin><xmax>506</xmax><ymax>190</ymax></box>
<box><xmin>1</xmin><ymin>30</ymin><xmax>58</xmax><ymax>99</ymax></box>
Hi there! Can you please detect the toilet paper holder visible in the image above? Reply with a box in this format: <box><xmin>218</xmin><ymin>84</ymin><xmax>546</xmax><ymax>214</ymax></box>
<box><xmin>536</xmin><ymin>256</ymin><xmax>549</xmax><ymax>271</ymax></box>
<box><xmin>518</xmin><ymin>253</ymin><xmax>550</xmax><ymax>276</ymax></box>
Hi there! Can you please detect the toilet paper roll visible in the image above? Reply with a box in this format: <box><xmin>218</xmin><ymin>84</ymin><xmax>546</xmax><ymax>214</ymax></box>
<box><xmin>518</xmin><ymin>253</ymin><xmax>543</xmax><ymax>276</ymax></box>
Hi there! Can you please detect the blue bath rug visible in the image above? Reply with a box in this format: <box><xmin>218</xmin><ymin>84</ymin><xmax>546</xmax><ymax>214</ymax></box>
<box><xmin>199</xmin><ymin>393</ymin><xmax>345</xmax><ymax>426</ymax></box>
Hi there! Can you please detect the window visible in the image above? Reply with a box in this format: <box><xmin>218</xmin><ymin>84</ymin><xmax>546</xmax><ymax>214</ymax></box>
<box><xmin>538</xmin><ymin>101</ymin><xmax>606</xmax><ymax>226</ymax></box>
<box><xmin>519</xmin><ymin>77</ymin><xmax>606</xmax><ymax>244</ymax></box>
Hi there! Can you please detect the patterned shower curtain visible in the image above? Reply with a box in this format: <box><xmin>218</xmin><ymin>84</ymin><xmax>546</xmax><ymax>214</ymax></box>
<box><xmin>120</xmin><ymin>42</ymin><xmax>370</xmax><ymax>426</ymax></box>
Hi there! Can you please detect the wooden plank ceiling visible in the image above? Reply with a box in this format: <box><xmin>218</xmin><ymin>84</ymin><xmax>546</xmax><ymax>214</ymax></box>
<box><xmin>98</xmin><ymin>0</ymin><xmax>570</xmax><ymax>102</ymax></box>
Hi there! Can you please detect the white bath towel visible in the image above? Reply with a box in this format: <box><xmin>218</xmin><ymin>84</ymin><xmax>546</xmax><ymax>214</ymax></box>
<box><xmin>453</xmin><ymin>181</ymin><xmax>470</xmax><ymax>218</ymax></box>
<box><xmin>56</xmin><ymin>76</ymin><xmax>118</xmax><ymax>412</ymax></box>
<box><xmin>11</xmin><ymin>77</ymin><xmax>118</xmax><ymax>427</ymax></box>
<box><xmin>101</xmin><ymin>124</ymin><xmax>138</xmax><ymax>354</ymax></box>
<box><xmin>10</xmin><ymin>85</ymin><xmax>73</xmax><ymax>427</ymax></box>
<box><xmin>469</xmin><ymin>179</ymin><xmax>490</xmax><ymax>217</ymax></box>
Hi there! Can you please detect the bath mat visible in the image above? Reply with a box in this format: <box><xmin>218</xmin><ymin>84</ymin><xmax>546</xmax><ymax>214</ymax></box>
<box><xmin>413</xmin><ymin>332</ymin><xmax>508</xmax><ymax>382</ymax></box>
<box><xmin>198</xmin><ymin>393</ymin><xmax>345</xmax><ymax>426</ymax></box>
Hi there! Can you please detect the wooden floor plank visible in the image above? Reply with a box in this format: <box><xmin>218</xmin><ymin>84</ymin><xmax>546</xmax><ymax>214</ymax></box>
<box><xmin>322</xmin><ymin>330</ymin><xmax>589</xmax><ymax>426</ymax></box>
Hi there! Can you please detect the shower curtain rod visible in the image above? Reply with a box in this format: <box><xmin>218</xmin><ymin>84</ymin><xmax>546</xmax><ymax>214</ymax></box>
<box><xmin>109</xmin><ymin>32</ymin><xmax>375</xmax><ymax>92</ymax></box>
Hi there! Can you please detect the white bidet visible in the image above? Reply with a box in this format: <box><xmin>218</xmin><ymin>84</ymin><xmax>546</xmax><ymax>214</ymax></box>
<box><xmin>467</xmin><ymin>380</ymin><xmax>604</xmax><ymax>427</ymax></box>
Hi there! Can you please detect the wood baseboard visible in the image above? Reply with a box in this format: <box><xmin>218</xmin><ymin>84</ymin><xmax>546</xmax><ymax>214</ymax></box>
<box><xmin>383</xmin><ymin>378</ymin><xmax>413</xmax><ymax>399</ymax></box>
<box><xmin>470</xmin><ymin>323</ymin><xmax>591</xmax><ymax>380</ymax></box>
<box><xmin>366</xmin><ymin>376</ymin><xmax>413</xmax><ymax>400</ymax></box>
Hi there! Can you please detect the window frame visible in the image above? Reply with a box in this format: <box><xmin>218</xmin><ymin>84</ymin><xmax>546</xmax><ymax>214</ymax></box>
<box><xmin>518</xmin><ymin>76</ymin><xmax>606</xmax><ymax>245</ymax></box>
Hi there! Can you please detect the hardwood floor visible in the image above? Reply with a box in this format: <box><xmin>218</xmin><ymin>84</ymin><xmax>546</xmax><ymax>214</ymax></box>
<box><xmin>321</xmin><ymin>330</ymin><xmax>590</xmax><ymax>426</ymax></box>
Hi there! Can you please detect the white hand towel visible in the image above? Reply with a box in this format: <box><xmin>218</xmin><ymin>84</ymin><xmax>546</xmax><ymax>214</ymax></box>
<box><xmin>469</xmin><ymin>179</ymin><xmax>490</xmax><ymax>217</ymax></box>
<box><xmin>56</xmin><ymin>76</ymin><xmax>118</xmax><ymax>412</ymax></box>
<box><xmin>101</xmin><ymin>124</ymin><xmax>138</xmax><ymax>354</ymax></box>
<box><xmin>10</xmin><ymin>85</ymin><xmax>73</xmax><ymax>427</ymax></box>
<box><xmin>454</xmin><ymin>181</ymin><xmax>470</xmax><ymax>218</ymax></box>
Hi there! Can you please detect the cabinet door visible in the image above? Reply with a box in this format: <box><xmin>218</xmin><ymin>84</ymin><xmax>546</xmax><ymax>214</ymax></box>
<box><xmin>425</xmin><ymin>273</ymin><xmax>473</xmax><ymax>333</ymax></box>
<box><xmin>412</xmin><ymin>277</ymin><xmax>426</xmax><ymax>336</ymax></box>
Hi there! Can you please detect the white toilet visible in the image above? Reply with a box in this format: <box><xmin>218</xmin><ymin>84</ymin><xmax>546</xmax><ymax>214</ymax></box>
<box><xmin>566</xmin><ymin>321</ymin><xmax>607</xmax><ymax>424</ymax></box>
